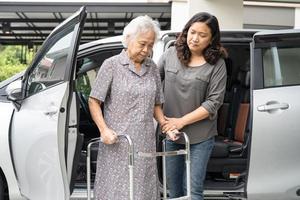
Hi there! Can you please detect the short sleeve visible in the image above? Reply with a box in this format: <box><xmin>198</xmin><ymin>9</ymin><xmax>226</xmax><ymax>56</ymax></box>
<box><xmin>154</xmin><ymin>65</ymin><xmax>165</xmax><ymax>105</ymax></box>
<box><xmin>89</xmin><ymin>59</ymin><xmax>113</xmax><ymax>102</ymax></box>
<box><xmin>157</xmin><ymin>51</ymin><xmax>166</xmax><ymax>81</ymax></box>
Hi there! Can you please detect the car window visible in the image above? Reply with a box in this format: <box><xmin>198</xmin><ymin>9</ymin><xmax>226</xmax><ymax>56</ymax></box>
<box><xmin>76</xmin><ymin>58</ymin><xmax>98</xmax><ymax>99</ymax></box>
<box><xmin>75</xmin><ymin>48</ymin><xmax>122</xmax><ymax>105</ymax></box>
<box><xmin>26</xmin><ymin>28</ymin><xmax>75</xmax><ymax>96</ymax></box>
<box><xmin>263</xmin><ymin>47</ymin><xmax>300</xmax><ymax>87</ymax></box>
<box><xmin>76</xmin><ymin>48</ymin><xmax>122</xmax><ymax>92</ymax></box>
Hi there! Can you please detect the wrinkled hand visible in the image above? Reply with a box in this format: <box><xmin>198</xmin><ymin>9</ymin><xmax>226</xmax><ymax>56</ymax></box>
<box><xmin>162</xmin><ymin>117</ymin><xmax>185</xmax><ymax>133</ymax></box>
<box><xmin>100</xmin><ymin>127</ymin><xmax>118</xmax><ymax>144</ymax></box>
<box><xmin>166</xmin><ymin>129</ymin><xmax>180</xmax><ymax>141</ymax></box>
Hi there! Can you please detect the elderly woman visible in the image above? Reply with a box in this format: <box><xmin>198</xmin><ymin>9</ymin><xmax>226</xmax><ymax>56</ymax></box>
<box><xmin>88</xmin><ymin>15</ymin><xmax>166</xmax><ymax>200</ymax></box>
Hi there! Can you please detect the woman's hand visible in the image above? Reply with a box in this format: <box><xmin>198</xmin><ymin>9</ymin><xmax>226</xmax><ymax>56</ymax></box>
<box><xmin>162</xmin><ymin>117</ymin><xmax>185</xmax><ymax>133</ymax></box>
<box><xmin>100</xmin><ymin>127</ymin><xmax>118</xmax><ymax>144</ymax></box>
<box><xmin>166</xmin><ymin>129</ymin><xmax>180</xmax><ymax>141</ymax></box>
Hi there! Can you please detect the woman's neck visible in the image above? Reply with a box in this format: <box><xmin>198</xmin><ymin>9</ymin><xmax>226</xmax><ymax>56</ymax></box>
<box><xmin>126</xmin><ymin>50</ymin><xmax>142</xmax><ymax>71</ymax></box>
<box><xmin>134</xmin><ymin>62</ymin><xmax>142</xmax><ymax>72</ymax></box>
<box><xmin>188</xmin><ymin>53</ymin><xmax>206</xmax><ymax>67</ymax></box>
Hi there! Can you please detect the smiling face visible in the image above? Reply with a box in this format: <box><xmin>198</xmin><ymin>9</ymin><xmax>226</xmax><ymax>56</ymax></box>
<box><xmin>187</xmin><ymin>22</ymin><xmax>212</xmax><ymax>56</ymax></box>
<box><xmin>126</xmin><ymin>30</ymin><xmax>155</xmax><ymax>64</ymax></box>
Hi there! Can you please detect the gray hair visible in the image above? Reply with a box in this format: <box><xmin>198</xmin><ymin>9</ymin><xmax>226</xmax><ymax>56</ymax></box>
<box><xmin>122</xmin><ymin>15</ymin><xmax>161</xmax><ymax>48</ymax></box>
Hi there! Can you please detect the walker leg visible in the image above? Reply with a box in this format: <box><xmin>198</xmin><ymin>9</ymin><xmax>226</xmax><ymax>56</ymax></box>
<box><xmin>162</xmin><ymin>139</ymin><xmax>167</xmax><ymax>199</ymax></box>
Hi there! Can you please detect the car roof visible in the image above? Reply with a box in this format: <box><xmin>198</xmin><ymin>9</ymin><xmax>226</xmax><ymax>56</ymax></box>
<box><xmin>78</xmin><ymin>30</ymin><xmax>173</xmax><ymax>52</ymax></box>
<box><xmin>79</xmin><ymin>35</ymin><xmax>123</xmax><ymax>51</ymax></box>
<box><xmin>254</xmin><ymin>28</ymin><xmax>300</xmax><ymax>36</ymax></box>
<box><xmin>78</xmin><ymin>29</ymin><xmax>259</xmax><ymax>54</ymax></box>
<box><xmin>253</xmin><ymin>29</ymin><xmax>300</xmax><ymax>44</ymax></box>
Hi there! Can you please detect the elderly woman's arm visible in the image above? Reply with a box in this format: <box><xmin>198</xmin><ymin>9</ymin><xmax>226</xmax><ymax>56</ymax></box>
<box><xmin>88</xmin><ymin>97</ymin><xmax>118</xmax><ymax>144</ymax></box>
<box><xmin>154</xmin><ymin>105</ymin><xmax>166</xmax><ymax>126</ymax></box>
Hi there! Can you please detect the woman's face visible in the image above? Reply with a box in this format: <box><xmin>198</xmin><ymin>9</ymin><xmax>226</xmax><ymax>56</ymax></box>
<box><xmin>127</xmin><ymin>30</ymin><xmax>155</xmax><ymax>64</ymax></box>
<box><xmin>187</xmin><ymin>22</ymin><xmax>212</xmax><ymax>55</ymax></box>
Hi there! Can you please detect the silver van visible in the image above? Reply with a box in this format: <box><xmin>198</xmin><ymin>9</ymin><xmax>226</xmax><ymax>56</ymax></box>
<box><xmin>0</xmin><ymin>7</ymin><xmax>300</xmax><ymax>200</ymax></box>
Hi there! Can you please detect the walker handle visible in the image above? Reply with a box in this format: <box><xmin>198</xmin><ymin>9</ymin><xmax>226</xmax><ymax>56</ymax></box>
<box><xmin>86</xmin><ymin>134</ymin><xmax>134</xmax><ymax>200</ymax></box>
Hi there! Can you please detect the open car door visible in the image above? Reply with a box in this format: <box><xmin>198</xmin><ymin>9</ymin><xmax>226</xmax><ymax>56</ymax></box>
<box><xmin>10</xmin><ymin>7</ymin><xmax>86</xmax><ymax>200</ymax></box>
<box><xmin>247</xmin><ymin>30</ymin><xmax>300</xmax><ymax>200</ymax></box>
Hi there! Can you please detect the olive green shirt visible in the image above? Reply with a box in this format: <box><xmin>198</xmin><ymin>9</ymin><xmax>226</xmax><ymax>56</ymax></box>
<box><xmin>158</xmin><ymin>47</ymin><xmax>227</xmax><ymax>144</ymax></box>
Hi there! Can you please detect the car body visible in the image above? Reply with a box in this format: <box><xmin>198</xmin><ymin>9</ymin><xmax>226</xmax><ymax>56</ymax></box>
<box><xmin>1</xmin><ymin>6</ymin><xmax>300</xmax><ymax>200</ymax></box>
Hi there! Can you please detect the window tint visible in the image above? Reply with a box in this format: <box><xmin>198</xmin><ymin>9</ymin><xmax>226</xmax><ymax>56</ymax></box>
<box><xmin>76</xmin><ymin>58</ymin><xmax>98</xmax><ymax>99</ymax></box>
<box><xmin>263</xmin><ymin>47</ymin><xmax>300</xmax><ymax>87</ymax></box>
<box><xmin>75</xmin><ymin>48</ymin><xmax>122</xmax><ymax>103</ymax></box>
<box><xmin>26</xmin><ymin>28</ymin><xmax>75</xmax><ymax>96</ymax></box>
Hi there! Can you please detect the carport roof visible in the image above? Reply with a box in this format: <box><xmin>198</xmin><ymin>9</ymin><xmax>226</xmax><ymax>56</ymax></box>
<box><xmin>0</xmin><ymin>2</ymin><xmax>171</xmax><ymax>45</ymax></box>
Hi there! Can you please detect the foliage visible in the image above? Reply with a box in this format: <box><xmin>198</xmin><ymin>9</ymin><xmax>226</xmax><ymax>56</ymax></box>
<box><xmin>0</xmin><ymin>45</ymin><xmax>34</xmax><ymax>81</ymax></box>
<box><xmin>0</xmin><ymin>64</ymin><xmax>26</xmax><ymax>82</ymax></box>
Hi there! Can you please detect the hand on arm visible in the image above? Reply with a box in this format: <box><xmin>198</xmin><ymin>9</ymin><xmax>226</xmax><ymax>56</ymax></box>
<box><xmin>154</xmin><ymin>105</ymin><xmax>179</xmax><ymax>141</ymax></box>
<box><xmin>166</xmin><ymin>129</ymin><xmax>180</xmax><ymax>141</ymax></box>
<box><xmin>88</xmin><ymin>97</ymin><xmax>118</xmax><ymax>144</ymax></box>
<box><xmin>162</xmin><ymin>106</ymin><xmax>210</xmax><ymax>133</ymax></box>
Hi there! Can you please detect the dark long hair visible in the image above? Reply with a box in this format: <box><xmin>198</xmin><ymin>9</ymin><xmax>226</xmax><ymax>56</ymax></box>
<box><xmin>175</xmin><ymin>12</ymin><xmax>227</xmax><ymax>66</ymax></box>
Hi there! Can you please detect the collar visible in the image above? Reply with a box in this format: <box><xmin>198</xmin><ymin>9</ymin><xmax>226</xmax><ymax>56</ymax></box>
<box><xmin>119</xmin><ymin>49</ymin><xmax>151</xmax><ymax>76</ymax></box>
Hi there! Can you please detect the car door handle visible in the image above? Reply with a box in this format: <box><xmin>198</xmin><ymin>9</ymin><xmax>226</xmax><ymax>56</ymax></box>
<box><xmin>44</xmin><ymin>105</ymin><xmax>58</xmax><ymax>116</ymax></box>
<box><xmin>44</xmin><ymin>110</ymin><xmax>58</xmax><ymax>116</ymax></box>
<box><xmin>257</xmin><ymin>102</ymin><xmax>289</xmax><ymax>112</ymax></box>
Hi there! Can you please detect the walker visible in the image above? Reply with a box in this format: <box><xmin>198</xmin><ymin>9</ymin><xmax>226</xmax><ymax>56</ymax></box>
<box><xmin>87</xmin><ymin>132</ymin><xmax>191</xmax><ymax>200</ymax></box>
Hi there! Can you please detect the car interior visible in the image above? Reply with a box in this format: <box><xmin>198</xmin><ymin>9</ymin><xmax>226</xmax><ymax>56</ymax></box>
<box><xmin>71</xmin><ymin>36</ymin><xmax>252</xmax><ymax>193</ymax></box>
<box><xmin>206</xmin><ymin>43</ymin><xmax>251</xmax><ymax>190</ymax></box>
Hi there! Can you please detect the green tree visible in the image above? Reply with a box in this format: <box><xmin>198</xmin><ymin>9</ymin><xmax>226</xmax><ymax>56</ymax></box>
<box><xmin>0</xmin><ymin>45</ymin><xmax>34</xmax><ymax>81</ymax></box>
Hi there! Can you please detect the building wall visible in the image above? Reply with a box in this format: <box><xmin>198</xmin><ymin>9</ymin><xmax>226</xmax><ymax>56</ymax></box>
<box><xmin>244</xmin><ymin>5</ymin><xmax>295</xmax><ymax>29</ymax></box>
<box><xmin>243</xmin><ymin>1</ymin><xmax>300</xmax><ymax>29</ymax></box>
<box><xmin>295</xmin><ymin>7</ymin><xmax>300</xmax><ymax>28</ymax></box>
<box><xmin>171</xmin><ymin>0</ymin><xmax>189</xmax><ymax>31</ymax></box>
<box><xmin>170</xmin><ymin>0</ymin><xmax>300</xmax><ymax>31</ymax></box>
<box><xmin>171</xmin><ymin>0</ymin><xmax>243</xmax><ymax>31</ymax></box>
<box><xmin>188</xmin><ymin>0</ymin><xmax>243</xmax><ymax>29</ymax></box>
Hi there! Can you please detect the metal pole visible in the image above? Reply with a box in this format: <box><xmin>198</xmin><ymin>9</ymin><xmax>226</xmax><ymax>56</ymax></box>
<box><xmin>182</xmin><ymin>132</ymin><xmax>191</xmax><ymax>200</ymax></box>
<box><xmin>162</xmin><ymin>139</ymin><xmax>167</xmax><ymax>199</ymax></box>
<box><xmin>87</xmin><ymin>137</ymin><xmax>101</xmax><ymax>200</ymax></box>
<box><xmin>137</xmin><ymin>132</ymin><xmax>190</xmax><ymax>200</ymax></box>
<box><xmin>118</xmin><ymin>134</ymin><xmax>134</xmax><ymax>200</ymax></box>
<box><xmin>86</xmin><ymin>135</ymin><xmax>134</xmax><ymax>200</ymax></box>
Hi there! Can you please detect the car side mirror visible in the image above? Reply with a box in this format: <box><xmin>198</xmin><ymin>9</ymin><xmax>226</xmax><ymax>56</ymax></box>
<box><xmin>6</xmin><ymin>80</ymin><xmax>23</xmax><ymax>111</ymax></box>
